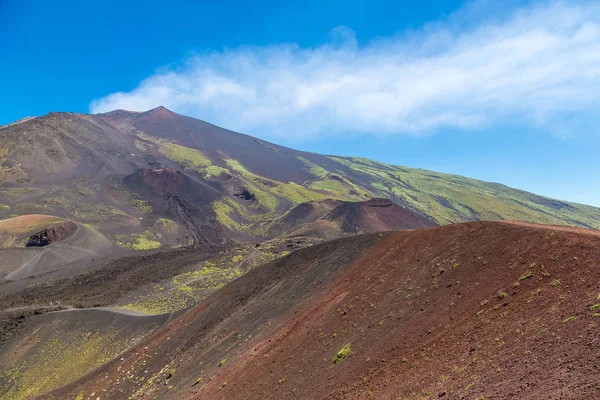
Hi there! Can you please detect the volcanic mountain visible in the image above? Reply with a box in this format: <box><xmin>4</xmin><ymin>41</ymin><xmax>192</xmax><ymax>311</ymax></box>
<box><xmin>2</xmin><ymin>108</ymin><xmax>600</xmax><ymax>400</ymax></box>
<box><xmin>1</xmin><ymin>106</ymin><xmax>600</xmax><ymax>255</ymax></box>
<box><xmin>16</xmin><ymin>220</ymin><xmax>600</xmax><ymax>400</ymax></box>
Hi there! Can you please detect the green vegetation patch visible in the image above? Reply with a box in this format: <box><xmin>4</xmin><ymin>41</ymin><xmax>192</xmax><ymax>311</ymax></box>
<box><xmin>519</xmin><ymin>272</ymin><xmax>534</xmax><ymax>281</ymax></box>
<box><xmin>131</xmin><ymin>199</ymin><xmax>152</xmax><ymax>214</ymax></box>
<box><xmin>562</xmin><ymin>316</ymin><xmax>576</xmax><ymax>323</ymax></box>
<box><xmin>212</xmin><ymin>198</ymin><xmax>244</xmax><ymax>231</ymax></box>
<box><xmin>326</xmin><ymin>156</ymin><xmax>600</xmax><ymax>228</ymax></box>
<box><xmin>121</xmin><ymin>242</ymin><xmax>296</xmax><ymax>314</ymax></box>
<box><xmin>297</xmin><ymin>156</ymin><xmax>328</xmax><ymax>177</ymax></box>
<box><xmin>202</xmin><ymin>165</ymin><xmax>228</xmax><ymax>179</ymax></box>
<box><xmin>212</xmin><ymin>158</ymin><xmax>334</xmax><ymax>236</ymax></box>
<box><xmin>332</xmin><ymin>343</ymin><xmax>352</xmax><ymax>364</ymax></box>
<box><xmin>155</xmin><ymin>218</ymin><xmax>179</xmax><ymax>233</ymax></box>
<box><xmin>0</xmin><ymin>329</ymin><xmax>149</xmax><ymax>400</ymax></box>
<box><xmin>160</xmin><ymin>142</ymin><xmax>211</xmax><ymax>171</ymax></box>
<box><xmin>116</xmin><ymin>231</ymin><xmax>162</xmax><ymax>250</ymax></box>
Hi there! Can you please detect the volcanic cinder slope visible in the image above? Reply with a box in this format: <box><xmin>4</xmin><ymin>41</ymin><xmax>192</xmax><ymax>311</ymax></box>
<box><xmin>41</xmin><ymin>221</ymin><xmax>600</xmax><ymax>400</ymax></box>
<box><xmin>268</xmin><ymin>198</ymin><xmax>437</xmax><ymax>239</ymax></box>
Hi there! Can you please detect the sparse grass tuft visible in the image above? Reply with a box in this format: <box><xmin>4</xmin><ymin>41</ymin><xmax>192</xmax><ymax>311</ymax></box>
<box><xmin>519</xmin><ymin>272</ymin><xmax>534</xmax><ymax>281</ymax></box>
<box><xmin>219</xmin><ymin>359</ymin><xmax>227</xmax><ymax>367</ymax></box>
<box><xmin>562</xmin><ymin>316</ymin><xmax>576</xmax><ymax>323</ymax></box>
<box><xmin>551</xmin><ymin>280</ymin><xmax>560</xmax><ymax>287</ymax></box>
<box><xmin>590</xmin><ymin>303</ymin><xmax>600</xmax><ymax>311</ymax></box>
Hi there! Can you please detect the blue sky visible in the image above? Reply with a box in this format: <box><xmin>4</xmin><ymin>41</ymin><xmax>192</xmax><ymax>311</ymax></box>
<box><xmin>2</xmin><ymin>0</ymin><xmax>600</xmax><ymax>206</ymax></box>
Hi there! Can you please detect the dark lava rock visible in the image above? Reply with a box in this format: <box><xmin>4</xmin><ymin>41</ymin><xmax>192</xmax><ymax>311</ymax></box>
<box><xmin>26</xmin><ymin>222</ymin><xmax>75</xmax><ymax>247</ymax></box>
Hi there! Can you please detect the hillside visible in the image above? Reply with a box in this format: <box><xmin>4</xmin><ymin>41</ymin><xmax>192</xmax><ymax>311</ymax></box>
<box><xmin>268</xmin><ymin>198</ymin><xmax>437</xmax><ymax>239</ymax></box>
<box><xmin>0</xmin><ymin>215</ymin><xmax>113</xmax><ymax>280</ymax></box>
<box><xmin>33</xmin><ymin>221</ymin><xmax>600</xmax><ymax>399</ymax></box>
<box><xmin>0</xmin><ymin>107</ymin><xmax>599</xmax><ymax>255</ymax></box>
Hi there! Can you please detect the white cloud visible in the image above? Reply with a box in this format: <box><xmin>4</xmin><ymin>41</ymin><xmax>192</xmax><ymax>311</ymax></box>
<box><xmin>90</xmin><ymin>1</ymin><xmax>600</xmax><ymax>140</ymax></box>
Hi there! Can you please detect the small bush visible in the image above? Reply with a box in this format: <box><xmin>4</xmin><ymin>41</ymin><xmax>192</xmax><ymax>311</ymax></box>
<box><xmin>551</xmin><ymin>280</ymin><xmax>560</xmax><ymax>287</ymax></box>
<box><xmin>332</xmin><ymin>343</ymin><xmax>352</xmax><ymax>364</ymax></box>
<box><xmin>219</xmin><ymin>359</ymin><xmax>227</xmax><ymax>367</ymax></box>
<box><xmin>590</xmin><ymin>303</ymin><xmax>600</xmax><ymax>311</ymax></box>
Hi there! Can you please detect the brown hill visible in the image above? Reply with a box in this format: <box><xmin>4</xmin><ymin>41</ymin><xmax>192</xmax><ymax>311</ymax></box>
<box><xmin>268</xmin><ymin>198</ymin><xmax>437</xmax><ymax>239</ymax></box>
<box><xmin>43</xmin><ymin>221</ymin><xmax>600</xmax><ymax>399</ymax></box>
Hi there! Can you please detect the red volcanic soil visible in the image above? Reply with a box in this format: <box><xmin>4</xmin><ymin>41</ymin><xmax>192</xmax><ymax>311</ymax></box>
<box><xmin>47</xmin><ymin>222</ymin><xmax>600</xmax><ymax>399</ymax></box>
<box><xmin>138</xmin><ymin>168</ymin><xmax>184</xmax><ymax>193</ymax></box>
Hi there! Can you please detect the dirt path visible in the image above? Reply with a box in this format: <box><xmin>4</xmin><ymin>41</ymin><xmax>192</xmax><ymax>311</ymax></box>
<box><xmin>4</xmin><ymin>305</ymin><xmax>165</xmax><ymax>317</ymax></box>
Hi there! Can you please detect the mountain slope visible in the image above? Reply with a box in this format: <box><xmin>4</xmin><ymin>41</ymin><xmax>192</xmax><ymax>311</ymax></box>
<box><xmin>267</xmin><ymin>198</ymin><xmax>437</xmax><ymax>239</ymax></box>
<box><xmin>43</xmin><ymin>221</ymin><xmax>600</xmax><ymax>399</ymax></box>
<box><xmin>1</xmin><ymin>106</ymin><xmax>599</xmax><ymax>252</ymax></box>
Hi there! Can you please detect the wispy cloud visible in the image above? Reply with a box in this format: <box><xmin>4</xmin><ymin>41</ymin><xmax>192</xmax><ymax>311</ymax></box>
<box><xmin>90</xmin><ymin>1</ymin><xmax>600</xmax><ymax>140</ymax></box>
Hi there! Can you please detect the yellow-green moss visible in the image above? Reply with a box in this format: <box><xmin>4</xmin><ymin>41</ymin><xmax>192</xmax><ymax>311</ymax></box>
<box><xmin>160</xmin><ymin>142</ymin><xmax>211</xmax><ymax>171</ymax></box>
<box><xmin>212</xmin><ymin>198</ymin><xmax>243</xmax><ymax>231</ymax></box>
<box><xmin>134</xmin><ymin>140</ymin><xmax>153</xmax><ymax>153</ymax></box>
<box><xmin>332</xmin><ymin>343</ymin><xmax>352</xmax><ymax>364</ymax></box>
<box><xmin>121</xmin><ymin>244</ymin><xmax>287</xmax><ymax>314</ymax></box>
<box><xmin>296</xmin><ymin>156</ymin><xmax>328</xmax><ymax>177</ymax></box>
<box><xmin>155</xmin><ymin>218</ymin><xmax>179</xmax><ymax>233</ymax></box>
<box><xmin>131</xmin><ymin>199</ymin><xmax>153</xmax><ymax>214</ymax></box>
<box><xmin>116</xmin><ymin>231</ymin><xmax>162</xmax><ymax>250</ymax></box>
<box><xmin>0</xmin><ymin>329</ymin><xmax>149</xmax><ymax>400</ymax></box>
<box><xmin>202</xmin><ymin>165</ymin><xmax>228</xmax><ymax>179</ymax></box>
